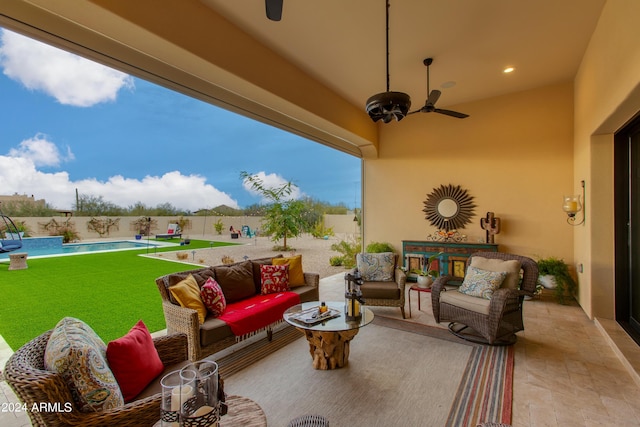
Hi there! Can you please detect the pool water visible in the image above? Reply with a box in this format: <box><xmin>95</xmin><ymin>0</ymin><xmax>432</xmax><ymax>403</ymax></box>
<box><xmin>0</xmin><ymin>238</ymin><xmax>164</xmax><ymax>260</ymax></box>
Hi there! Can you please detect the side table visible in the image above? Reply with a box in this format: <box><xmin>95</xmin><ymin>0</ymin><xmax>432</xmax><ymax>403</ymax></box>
<box><xmin>408</xmin><ymin>284</ymin><xmax>431</xmax><ymax>317</ymax></box>
<box><xmin>154</xmin><ymin>395</ymin><xmax>266</xmax><ymax>427</ymax></box>
<box><xmin>8</xmin><ymin>252</ymin><xmax>28</xmax><ymax>270</ymax></box>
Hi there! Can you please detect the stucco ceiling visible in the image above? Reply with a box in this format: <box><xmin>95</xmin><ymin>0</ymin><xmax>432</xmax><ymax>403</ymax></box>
<box><xmin>201</xmin><ymin>0</ymin><xmax>605</xmax><ymax>110</ymax></box>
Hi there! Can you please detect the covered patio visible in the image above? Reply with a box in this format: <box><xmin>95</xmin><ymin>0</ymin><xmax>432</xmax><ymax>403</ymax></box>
<box><xmin>1</xmin><ymin>1</ymin><xmax>640</xmax><ymax>425</ymax></box>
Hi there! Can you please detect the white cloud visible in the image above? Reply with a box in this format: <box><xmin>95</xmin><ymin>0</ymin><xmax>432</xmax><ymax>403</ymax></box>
<box><xmin>0</xmin><ymin>29</ymin><xmax>134</xmax><ymax>107</ymax></box>
<box><xmin>242</xmin><ymin>171</ymin><xmax>304</xmax><ymax>203</ymax></box>
<box><xmin>1</xmin><ymin>140</ymin><xmax>239</xmax><ymax>211</ymax></box>
<box><xmin>8</xmin><ymin>134</ymin><xmax>73</xmax><ymax>167</ymax></box>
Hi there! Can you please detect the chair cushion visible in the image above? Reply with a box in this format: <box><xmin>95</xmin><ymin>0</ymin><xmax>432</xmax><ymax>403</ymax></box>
<box><xmin>356</xmin><ymin>252</ymin><xmax>395</xmax><ymax>281</ymax></box>
<box><xmin>272</xmin><ymin>255</ymin><xmax>305</xmax><ymax>287</ymax></box>
<box><xmin>260</xmin><ymin>264</ymin><xmax>290</xmax><ymax>294</ymax></box>
<box><xmin>169</xmin><ymin>274</ymin><xmax>207</xmax><ymax>323</ymax></box>
<box><xmin>44</xmin><ymin>317</ymin><xmax>124</xmax><ymax>412</ymax></box>
<box><xmin>441</xmin><ymin>289</ymin><xmax>491</xmax><ymax>315</ymax></box>
<box><xmin>470</xmin><ymin>257</ymin><xmax>522</xmax><ymax>290</ymax></box>
<box><xmin>458</xmin><ymin>266</ymin><xmax>508</xmax><ymax>299</ymax></box>
<box><xmin>200</xmin><ymin>277</ymin><xmax>227</xmax><ymax>317</ymax></box>
<box><xmin>106</xmin><ymin>320</ymin><xmax>164</xmax><ymax>402</ymax></box>
<box><xmin>214</xmin><ymin>260</ymin><xmax>256</xmax><ymax>303</ymax></box>
<box><xmin>360</xmin><ymin>281</ymin><xmax>400</xmax><ymax>299</ymax></box>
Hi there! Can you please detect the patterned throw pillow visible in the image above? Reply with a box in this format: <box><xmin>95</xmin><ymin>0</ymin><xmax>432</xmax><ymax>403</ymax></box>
<box><xmin>44</xmin><ymin>317</ymin><xmax>124</xmax><ymax>412</ymax></box>
<box><xmin>458</xmin><ymin>266</ymin><xmax>508</xmax><ymax>299</ymax></box>
<box><xmin>260</xmin><ymin>264</ymin><xmax>290</xmax><ymax>294</ymax></box>
<box><xmin>356</xmin><ymin>252</ymin><xmax>395</xmax><ymax>281</ymax></box>
<box><xmin>200</xmin><ymin>277</ymin><xmax>227</xmax><ymax>317</ymax></box>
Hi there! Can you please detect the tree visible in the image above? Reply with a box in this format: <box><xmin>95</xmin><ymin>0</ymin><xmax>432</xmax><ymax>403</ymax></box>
<box><xmin>240</xmin><ymin>171</ymin><xmax>305</xmax><ymax>250</ymax></box>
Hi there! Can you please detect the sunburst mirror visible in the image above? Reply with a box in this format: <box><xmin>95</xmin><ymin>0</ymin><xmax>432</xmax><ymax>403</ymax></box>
<box><xmin>423</xmin><ymin>184</ymin><xmax>476</xmax><ymax>231</ymax></box>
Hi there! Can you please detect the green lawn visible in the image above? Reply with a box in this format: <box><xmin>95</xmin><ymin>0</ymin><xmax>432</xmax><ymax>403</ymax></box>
<box><xmin>0</xmin><ymin>240</ymin><xmax>236</xmax><ymax>350</ymax></box>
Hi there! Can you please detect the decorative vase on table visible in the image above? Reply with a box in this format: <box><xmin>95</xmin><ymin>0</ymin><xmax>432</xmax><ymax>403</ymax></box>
<box><xmin>417</xmin><ymin>275</ymin><xmax>433</xmax><ymax>289</ymax></box>
<box><xmin>180</xmin><ymin>361</ymin><xmax>220</xmax><ymax>427</ymax></box>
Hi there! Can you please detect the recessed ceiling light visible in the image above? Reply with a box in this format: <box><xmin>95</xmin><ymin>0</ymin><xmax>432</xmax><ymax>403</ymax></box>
<box><xmin>503</xmin><ymin>67</ymin><xmax>515</xmax><ymax>74</ymax></box>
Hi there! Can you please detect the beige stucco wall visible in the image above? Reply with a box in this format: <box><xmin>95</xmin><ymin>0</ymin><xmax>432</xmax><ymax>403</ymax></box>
<box><xmin>574</xmin><ymin>0</ymin><xmax>640</xmax><ymax>319</ymax></box>
<box><xmin>364</xmin><ymin>82</ymin><xmax>575</xmax><ymax>266</ymax></box>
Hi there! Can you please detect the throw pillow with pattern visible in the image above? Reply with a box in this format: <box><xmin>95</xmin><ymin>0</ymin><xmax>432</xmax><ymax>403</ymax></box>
<box><xmin>260</xmin><ymin>264</ymin><xmax>290</xmax><ymax>294</ymax></box>
<box><xmin>200</xmin><ymin>277</ymin><xmax>227</xmax><ymax>317</ymax></box>
<box><xmin>458</xmin><ymin>266</ymin><xmax>508</xmax><ymax>299</ymax></box>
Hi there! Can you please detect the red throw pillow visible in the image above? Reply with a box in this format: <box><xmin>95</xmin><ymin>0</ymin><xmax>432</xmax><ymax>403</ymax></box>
<box><xmin>260</xmin><ymin>264</ymin><xmax>290</xmax><ymax>294</ymax></box>
<box><xmin>200</xmin><ymin>277</ymin><xmax>227</xmax><ymax>317</ymax></box>
<box><xmin>106</xmin><ymin>320</ymin><xmax>164</xmax><ymax>402</ymax></box>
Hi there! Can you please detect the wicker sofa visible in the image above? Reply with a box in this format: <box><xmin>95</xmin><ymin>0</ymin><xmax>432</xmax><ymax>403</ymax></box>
<box><xmin>4</xmin><ymin>331</ymin><xmax>188</xmax><ymax>427</ymax></box>
<box><xmin>155</xmin><ymin>256</ymin><xmax>320</xmax><ymax>361</ymax></box>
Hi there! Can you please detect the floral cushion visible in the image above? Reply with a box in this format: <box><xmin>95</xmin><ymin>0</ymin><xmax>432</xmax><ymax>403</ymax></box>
<box><xmin>458</xmin><ymin>266</ymin><xmax>508</xmax><ymax>299</ymax></box>
<box><xmin>44</xmin><ymin>317</ymin><xmax>124</xmax><ymax>412</ymax></box>
<box><xmin>356</xmin><ymin>252</ymin><xmax>395</xmax><ymax>281</ymax></box>
<box><xmin>200</xmin><ymin>277</ymin><xmax>227</xmax><ymax>317</ymax></box>
<box><xmin>260</xmin><ymin>264</ymin><xmax>290</xmax><ymax>294</ymax></box>
<box><xmin>470</xmin><ymin>257</ymin><xmax>522</xmax><ymax>290</ymax></box>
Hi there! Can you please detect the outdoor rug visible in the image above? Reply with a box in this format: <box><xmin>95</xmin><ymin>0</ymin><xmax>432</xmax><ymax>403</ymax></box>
<box><xmin>215</xmin><ymin>317</ymin><xmax>513</xmax><ymax>426</ymax></box>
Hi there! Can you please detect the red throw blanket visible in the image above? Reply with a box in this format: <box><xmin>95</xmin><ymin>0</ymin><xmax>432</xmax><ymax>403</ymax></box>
<box><xmin>218</xmin><ymin>292</ymin><xmax>301</xmax><ymax>336</ymax></box>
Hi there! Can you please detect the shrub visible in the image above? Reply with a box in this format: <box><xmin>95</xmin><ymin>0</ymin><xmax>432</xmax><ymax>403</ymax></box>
<box><xmin>329</xmin><ymin>256</ymin><xmax>343</xmax><ymax>266</ymax></box>
<box><xmin>330</xmin><ymin>236</ymin><xmax>361</xmax><ymax>269</ymax></box>
<box><xmin>365</xmin><ymin>241</ymin><xmax>395</xmax><ymax>253</ymax></box>
<box><xmin>213</xmin><ymin>219</ymin><xmax>224</xmax><ymax>235</ymax></box>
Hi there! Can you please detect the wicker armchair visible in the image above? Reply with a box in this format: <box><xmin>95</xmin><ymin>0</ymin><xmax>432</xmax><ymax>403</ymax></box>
<box><xmin>4</xmin><ymin>331</ymin><xmax>188</xmax><ymax>427</ymax></box>
<box><xmin>358</xmin><ymin>254</ymin><xmax>408</xmax><ymax>319</ymax></box>
<box><xmin>431</xmin><ymin>252</ymin><xmax>538</xmax><ymax>345</ymax></box>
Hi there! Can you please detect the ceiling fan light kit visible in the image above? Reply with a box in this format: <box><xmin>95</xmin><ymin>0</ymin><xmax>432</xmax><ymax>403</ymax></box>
<box><xmin>366</xmin><ymin>91</ymin><xmax>412</xmax><ymax>123</ymax></box>
<box><xmin>366</xmin><ymin>0</ymin><xmax>411</xmax><ymax>123</ymax></box>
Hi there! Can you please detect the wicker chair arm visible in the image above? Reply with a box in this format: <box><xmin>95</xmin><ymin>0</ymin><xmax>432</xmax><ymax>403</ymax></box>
<box><xmin>430</xmin><ymin>275</ymin><xmax>457</xmax><ymax>322</ymax></box>
<box><xmin>488</xmin><ymin>287</ymin><xmax>521</xmax><ymax>318</ymax></box>
<box><xmin>303</xmin><ymin>272</ymin><xmax>320</xmax><ymax>288</ymax></box>
<box><xmin>161</xmin><ymin>301</ymin><xmax>201</xmax><ymax>361</ymax></box>
<box><xmin>154</xmin><ymin>333</ymin><xmax>188</xmax><ymax>366</ymax></box>
<box><xmin>394</xmin><ymin>268</ymin><xmax>407</xmax><ymax>287</ymax></box>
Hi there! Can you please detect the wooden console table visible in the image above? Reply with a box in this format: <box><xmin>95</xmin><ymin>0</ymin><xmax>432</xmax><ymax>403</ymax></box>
<box><xmin>402</xmin><ymin>241</ymin><xmax>498</xmax><ymax>281</ymax></box>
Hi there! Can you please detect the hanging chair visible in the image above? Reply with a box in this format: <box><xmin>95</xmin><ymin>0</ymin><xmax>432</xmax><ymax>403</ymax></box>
<box><xmin>0</xmin><ymin>208</ymin><xmax>23</xmax><ymax>253</ymax></box>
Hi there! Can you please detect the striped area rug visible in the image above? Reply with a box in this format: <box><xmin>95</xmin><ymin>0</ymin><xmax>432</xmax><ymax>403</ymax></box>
<box><xmin>216</xmin><ymin>318</ymin><xmax>513</xmax><ymax>427</ymax></box>
<box><xmin>446</xmin><ymin>344</ymin><xmax>514</xmax><ymax>426</ymax></box>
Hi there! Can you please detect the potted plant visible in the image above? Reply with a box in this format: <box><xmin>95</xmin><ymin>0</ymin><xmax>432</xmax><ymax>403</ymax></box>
<box><xmin>411</xmin><ymin>252</ymin><xmax>441</xmax><ymax>288</ymax></box>
<box><xmin>537</xmin><ymin>257</ymin><xmax>577</xmax><ymax>304</ymax></box>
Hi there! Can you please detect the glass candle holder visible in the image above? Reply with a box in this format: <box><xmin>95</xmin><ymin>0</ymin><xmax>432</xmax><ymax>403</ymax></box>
<box><xmin>179</xmin><ymin>361</ymin><xmax>220</xmax><ymax>427</ymax></box>
<box><xmin>160</xmin><ymin>370</ymin><xmax>185</xmax><ymax>427</ymax></box>
<box><xmin>562</xmin><ymin>195</ymin><xmax>581</xmax><ymax>217</ymax></box>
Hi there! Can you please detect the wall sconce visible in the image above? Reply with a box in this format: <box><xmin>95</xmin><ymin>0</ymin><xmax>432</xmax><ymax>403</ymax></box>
<box><xmin>562</xmin><ymin>180</ymin><xmax>585</xmax><ymax>226</ymax></box>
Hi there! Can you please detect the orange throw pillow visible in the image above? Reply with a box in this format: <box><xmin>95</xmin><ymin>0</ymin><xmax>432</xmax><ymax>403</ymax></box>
<box><xmin>169</xmin><ymin>274</ymin><xmax>207</xmax><ymax>323</ymax></box>
<box><xmin>272</xmin><ymin>255</ymin><xmax>305</xmax><ymax>287</ymax></box>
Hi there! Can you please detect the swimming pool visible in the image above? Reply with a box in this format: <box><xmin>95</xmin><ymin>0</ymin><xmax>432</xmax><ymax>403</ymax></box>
<box><xmin>0</xmin><ymin>238</ymin><xmax>166</xmax><ymax>260</ymax></box>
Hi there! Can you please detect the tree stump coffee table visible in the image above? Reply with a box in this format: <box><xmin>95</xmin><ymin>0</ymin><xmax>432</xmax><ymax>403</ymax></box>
<box><xmin>284</xmin><ymin>301</ymin><xmax>374</xmax><ymax>370</ymax></box>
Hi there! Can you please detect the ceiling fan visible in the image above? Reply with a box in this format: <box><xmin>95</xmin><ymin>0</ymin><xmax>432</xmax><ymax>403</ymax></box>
<box><xmin>409</xmin><ymin>58</ymin><xmax>469</xmax><ymax>119</ymax></box>
<box><xmin>265</xmin><ymin>0</ymin><xmax>284</xmax><ymax>21</ymax></box>
<box><xmin>365</xmin><ymin>0</ymin><xmax>412</xmax><ymax>123</ymax></box>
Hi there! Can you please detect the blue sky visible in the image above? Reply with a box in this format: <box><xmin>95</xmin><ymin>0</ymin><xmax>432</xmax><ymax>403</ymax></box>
<box><xmin>0</xmin><ymin>28</ymin><xmax>361</xmax><ymax>212</ymax></box>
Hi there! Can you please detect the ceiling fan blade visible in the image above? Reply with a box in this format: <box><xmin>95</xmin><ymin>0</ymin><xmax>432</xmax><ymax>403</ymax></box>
<box><xmin>265</xmin><ymin>0</ymin><xmax>283</xmax><ymax>21</ymax></box>
<box><xmin>434</xmin><ymin>108</ymin><xmax>469</xmax><ymax>119</ymax></box>
<box><xmin>426</xmin><ymin>89</ymin><xmax>441</xmax><ymax>106</ymax></box>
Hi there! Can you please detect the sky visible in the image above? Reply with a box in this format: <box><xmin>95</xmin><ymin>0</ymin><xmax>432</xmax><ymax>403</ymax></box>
<box><xmin>0</xmin><ymin>28</ymin><xmax>362</xmax><ymax>212</ymax></box>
